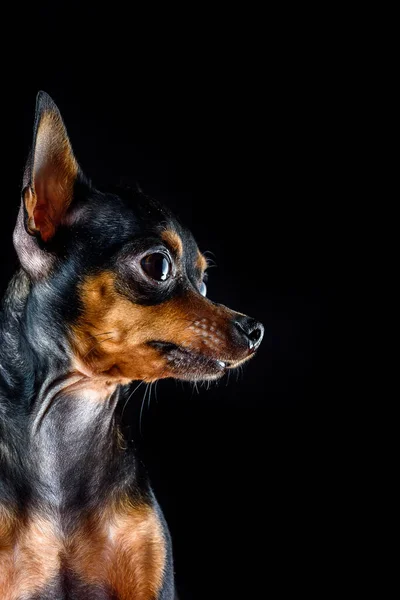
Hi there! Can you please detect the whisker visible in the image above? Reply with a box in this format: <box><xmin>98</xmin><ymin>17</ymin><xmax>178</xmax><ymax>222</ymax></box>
<box><xmin>92</xmin><ymin>331</ymin><xmax>115</xmax><ymax>337</ymax></box>
<box><xmin>139</xmin><ymin>384</ymin><xmax>150</xmax><ymax>435</ymax></box>
<box><xmin>203</xmin><ymin>250</ymin><xmax>217</xmax><ymax>268</ymax></box>
<box><xmin>82</xmin><ymin>336</ymin><xmax>115</xmax><ymax>359</ymax></box>
<box><xmin>154</xmin><ymin>381</ymin><xmax>159</xmax><ymax>403</ymax></box>
<box><xmin>147</xmin><ymin>382</ymin><xmax>153</xmax><ymax>410</ymax></box>
<box><xmin>121</xmin><ymin>380</ymin><xmax>144</xmax><ymax>419</ymax></box>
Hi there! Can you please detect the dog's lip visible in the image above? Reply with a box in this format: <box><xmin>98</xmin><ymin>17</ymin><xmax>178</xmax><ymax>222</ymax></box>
<box><xmin>148</xmin><ymin>341</ymin><xmax>233</xmax><ymax>370</ymax></box>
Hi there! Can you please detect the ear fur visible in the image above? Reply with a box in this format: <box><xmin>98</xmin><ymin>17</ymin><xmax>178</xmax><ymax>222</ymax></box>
<box><xmin>14</xmin><ymin>92</ymin><xmax>81</xmax><ymax>278</ymax></box>
<box><xmin>22</xmin><ymin>91</ymin><xmax>79</xmax><ymax>242</ymax></box>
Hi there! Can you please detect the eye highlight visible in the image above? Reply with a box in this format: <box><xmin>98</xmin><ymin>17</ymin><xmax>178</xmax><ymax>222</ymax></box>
<box><xmin>199</xmin><ymin>272</ymin><xmax>208</xmax><ymax>296</ymax></box>
<box><xmin>141</xmin><ymin>252</ymin><xmax>172</xmax><ymax>281</ymax></box>
<box><xmin>199</xmin><ymin>282</ymin><xmax>207</xmax><ymax>296</ymax></box>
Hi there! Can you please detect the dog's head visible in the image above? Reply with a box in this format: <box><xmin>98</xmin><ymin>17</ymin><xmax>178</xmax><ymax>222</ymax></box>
<box><xmin>14</xmin><ymin>92</ymin><xmax>263</xmax><ymax>384</ymax></box>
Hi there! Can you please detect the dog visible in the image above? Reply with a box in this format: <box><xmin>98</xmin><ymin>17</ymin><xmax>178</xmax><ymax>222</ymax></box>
<box><xmin>0</xmin><ymin>92</ymin><xmax>264</xmax><ymax>600</ymax></box>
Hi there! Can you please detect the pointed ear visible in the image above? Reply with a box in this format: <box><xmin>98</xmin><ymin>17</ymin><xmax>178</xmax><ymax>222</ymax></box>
<box><xmin>22</xmin><ymin>91</ymin><xmax>79</xmax><ymax>242</ymax></box>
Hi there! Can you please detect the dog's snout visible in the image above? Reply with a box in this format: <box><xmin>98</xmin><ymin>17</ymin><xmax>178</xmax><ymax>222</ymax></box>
<box><xmin>233</xmin><ymin>316</ymin><xmax>264</xmax><ymax>351</ymax></box>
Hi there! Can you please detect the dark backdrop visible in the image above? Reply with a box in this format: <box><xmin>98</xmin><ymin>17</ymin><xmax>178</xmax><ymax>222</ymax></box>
<box><xmin>2</xmin><ymin>20</ymin><xmax>338</xmax><ymax>598</ymax></box>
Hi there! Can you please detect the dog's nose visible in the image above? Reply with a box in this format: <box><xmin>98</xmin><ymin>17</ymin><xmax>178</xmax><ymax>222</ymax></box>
<box><xmin>233</xmin><ymin>316</ymin><xmax>264</xmax><ymax>351</ymax></box>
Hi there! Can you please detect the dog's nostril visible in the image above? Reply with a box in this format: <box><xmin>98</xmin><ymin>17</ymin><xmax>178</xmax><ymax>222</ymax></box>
<box><xmin>233</xmin><ymin>318</ymin><xmax>264</xmax><ymax>351</ymax></box>
<box><xmin>249</xmin><ymin>326</ymin><xmax>263</xmax><ymax>344</ymax></box>
<box><xmin>247</xmin><ymin>322</ymin><xmax>264</xmax><ymax>350</ymax></box>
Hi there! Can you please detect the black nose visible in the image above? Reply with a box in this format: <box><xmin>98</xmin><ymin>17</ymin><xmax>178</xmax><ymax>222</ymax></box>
<box><xmin>233</xmin><ymin>316</ymin><xmax>264</xmax><ymax>351</ymax></box>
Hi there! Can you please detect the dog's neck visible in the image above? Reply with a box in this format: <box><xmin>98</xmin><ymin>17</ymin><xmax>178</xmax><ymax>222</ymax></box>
<box><xmin>0</xmin><ymin>270</ymin><xmax>141</xmax><ymax>513</ymax></box>
<box><xmin>28</xmin><ymin>374</ymin><xmax>124</xmax><ymax>511</ymax></box>
<box><xmin>0</xmin><ymin>270</ymin><xmax>117</xmax><ymax>400</ymax></box>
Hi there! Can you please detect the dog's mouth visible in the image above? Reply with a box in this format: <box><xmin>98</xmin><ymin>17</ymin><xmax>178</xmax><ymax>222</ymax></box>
<box><xmin>148</xmin><ymin>341</ymin><xmax>244</xmax><ymax>381</ymax></box>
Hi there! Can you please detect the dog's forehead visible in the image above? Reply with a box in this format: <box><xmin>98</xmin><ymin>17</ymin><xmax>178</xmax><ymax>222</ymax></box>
<box><xmin>95</xmin><ymin>188</ymin><xmax>203</xmax><ymax>269</ymax></box>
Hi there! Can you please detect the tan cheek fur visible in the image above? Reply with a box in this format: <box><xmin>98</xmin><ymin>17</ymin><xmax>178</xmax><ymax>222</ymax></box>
<box><xmin>70</xmin><ymin>271</ymin><xmax>239</xmax><ymax>383</ymax></box>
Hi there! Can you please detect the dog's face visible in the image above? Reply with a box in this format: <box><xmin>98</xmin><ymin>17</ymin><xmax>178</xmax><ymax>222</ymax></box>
<box><xmin>14</xmin><ymin>93</ymin><xmax>263</xmax><ymax>384</ymax></box>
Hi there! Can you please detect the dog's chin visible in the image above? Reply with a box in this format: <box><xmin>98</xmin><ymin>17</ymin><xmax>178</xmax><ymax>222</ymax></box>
<box><xmin>148</xmin><ymin>341</ymin><xmax>252</xmax><ymax>382</ymax></box>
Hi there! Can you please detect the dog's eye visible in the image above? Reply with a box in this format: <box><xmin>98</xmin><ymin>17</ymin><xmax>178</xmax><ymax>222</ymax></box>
<box><xmin>199</xmin><ymin>282</ymin><xmax>207</xmax><ymax>296</ymax></box>
<box><xmin>141</xmin><ymin>253</ymin><xmax>172</xmax><ymax>281</ymax></box>
<box><xmin>199</xmin><ymin>273</ymin><xmax>208</xmax><ymax>296</ymax></box>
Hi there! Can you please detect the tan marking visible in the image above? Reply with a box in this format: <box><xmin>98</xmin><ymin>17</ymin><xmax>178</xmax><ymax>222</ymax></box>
<box><xmin>197</xmin><ymin>252</ymin><xmax>208</xmax><ymax>273</ymax></box>
<box><xmin>0</xmin><ymin>509</ymin><xmax>61</xmax><ymax>600</ymax></box>
<box><xmin>0</xmin><ymin>505</ymin><xmax>16</xmax><ymax>545</ymax></box>
<box><xmin>0</xmin><ymin>505</ymin><xmax>16</xmax><ymax>599</ymax></box>
<box><xmin>161</xmin><ymin>229</ymin><xmax>183</xmax><ymax>257</ymax></box>
<box><xmin>25</xmin><ymin>109</ymin><xmax>78</xmax><ymax>242</ymax></box>
<box><xmin>70</xmin><ymin>271</ymin><xmax>250</xmax><ymax>384</ymax></box>
<box><xmin>0</xmin><ymin>499</ymin><xmax>165</xmax><ymax>600</ymax></box>
<box><xmin>69</xmin><ymin>498</ymin><xmax>166</xmax><ymax>600</ymax></box>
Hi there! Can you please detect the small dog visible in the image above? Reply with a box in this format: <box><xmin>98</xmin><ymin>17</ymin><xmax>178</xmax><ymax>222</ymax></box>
<box><xmin>0</xmin><ymin>92</ymin><xmax>264</xmax><ymax>600</ymax></box>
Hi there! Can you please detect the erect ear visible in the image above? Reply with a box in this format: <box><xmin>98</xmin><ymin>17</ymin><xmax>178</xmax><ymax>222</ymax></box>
<box><xmin>22</xmin><ymin>91</ymin><xmax>79</xmax><ymax>242</ymax></box>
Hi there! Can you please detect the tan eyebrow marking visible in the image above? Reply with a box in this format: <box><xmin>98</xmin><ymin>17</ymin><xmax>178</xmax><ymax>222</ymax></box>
<box><xmin>197</xmin><ymin>252</ymin><xmax>208</xmax><ymax>273</ymax></box>
<box><xmin>161</xmin><ymin>230</ymin><xmax>183</xmax><ymax>257</ymax></box>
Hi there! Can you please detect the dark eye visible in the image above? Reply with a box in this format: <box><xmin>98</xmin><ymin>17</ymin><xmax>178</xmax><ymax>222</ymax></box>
<box><xmin>141</xmin><ymin>253</ymin><xmax>172</xmax><ymax>281</ymax></box>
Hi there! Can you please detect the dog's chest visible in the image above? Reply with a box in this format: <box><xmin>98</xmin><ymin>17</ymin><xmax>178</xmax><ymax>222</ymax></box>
<box><xmin>0</xmin><ymin>501</ymin><xmax>166</xmax><ymax>600</ymax></box>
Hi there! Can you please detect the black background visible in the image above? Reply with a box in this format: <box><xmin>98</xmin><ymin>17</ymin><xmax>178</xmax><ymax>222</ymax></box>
<box><xmin>2</xmin><ymin>11</ymin><xmax>339</xmax><ymax>599</ymax></box>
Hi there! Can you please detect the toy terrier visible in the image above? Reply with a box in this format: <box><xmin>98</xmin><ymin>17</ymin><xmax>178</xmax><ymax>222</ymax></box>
<box><xmin>0</xmin><ymin>92</ymin><xmax>263</xmax><ymax>599</ymax></box>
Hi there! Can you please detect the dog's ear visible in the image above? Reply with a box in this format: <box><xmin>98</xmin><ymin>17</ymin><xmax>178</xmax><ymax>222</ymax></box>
<box><xmin>14</xmin><ymin>92</ymin><xmax>82</xmax><ymax>278</ymax></box>
<box><xmin>21</xmin><ymin>91</ymin><xmax>79</xmax><ymax>242</ymax></box>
